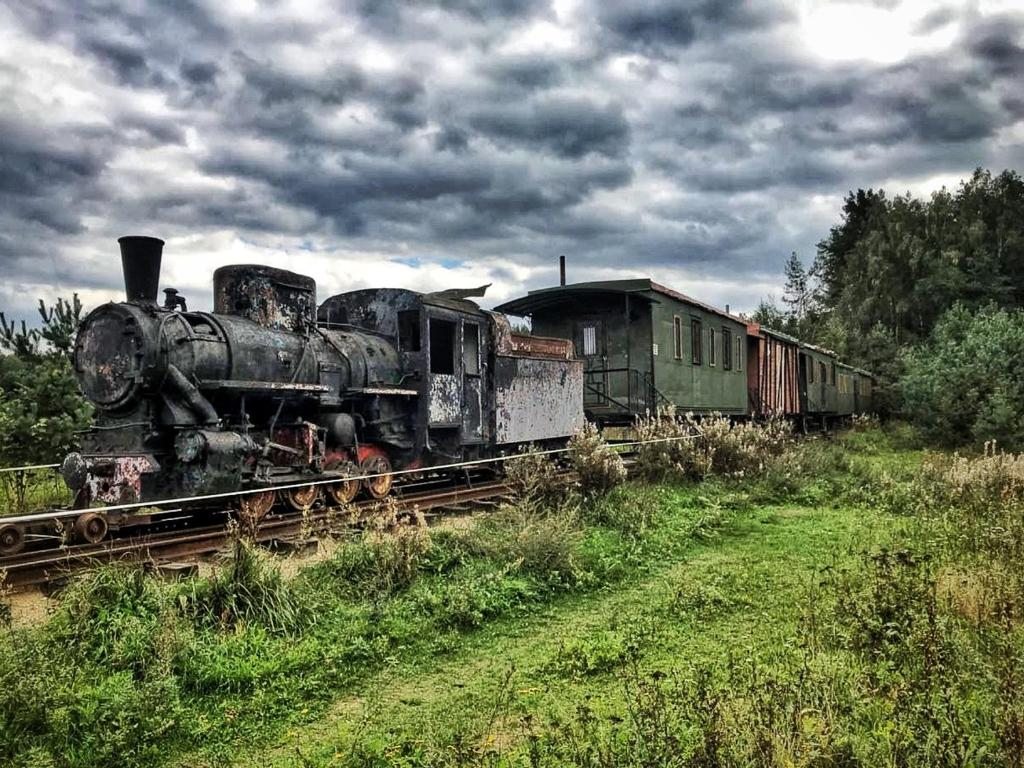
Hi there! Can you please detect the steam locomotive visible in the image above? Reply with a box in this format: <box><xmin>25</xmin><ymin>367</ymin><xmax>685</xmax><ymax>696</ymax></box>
<box><xmin>59</xmin><ymin>237</ymin><xmax>584</xmax><ymax>526</ymax></box>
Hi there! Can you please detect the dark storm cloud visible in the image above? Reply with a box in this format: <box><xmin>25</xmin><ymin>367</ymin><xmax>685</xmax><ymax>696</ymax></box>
<box><xmin>0</xmin><ymin>120</ymin><xmax>110</xmax><ymax>236</ymax></box>
<box><xmin>966</xmin><ymin>16</ymin><xmax>1024</xmax><ymax>76</ymax></box>
<box><xmin>468</xmin><ymin>97</ymin><xmax>630</xmax><ymax>158</ymax></box>
<box><xmin>1</xmin><ymin>0</ymin><xmax>1023</xmax><ymax>320</ymax></box>
<box><xmin>481</xmin><ymin>55</ymin><xmax>566</xmax><ymax>89</ymax></box>
<box><xmin>597</xmin><ymin>0</ymin><xmax>790</xmax><ymax>54</ymax></box>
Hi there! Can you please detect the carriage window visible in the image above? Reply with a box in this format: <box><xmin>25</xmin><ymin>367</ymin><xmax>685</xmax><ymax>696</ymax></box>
<box><xmin>735</xmin><ymin>336</ymin><xmax>742</xmax><ymax>372</ymax></box>
<box><xmin>691</xmin><ymin>318</ymin><xmax>702</xmax><ymax>365</ymax></box>
<box><xmin>807</xmin><ymin>357</ymin><xmax>814</xmax><ymax>383</ymax></box>
<box><xmin>464</xmin><ymin>323</ymin><xmax>480</xmax><ymax>376</ymax></box>
<box><xmin>582</xmin><ymin>324</ymin><xmax>597</xmax><ymax>356</ymax></box>
<box><xmin>398</xmin><ymin>310</ymin><xmax>420</xmax><ymax>352</ymax></box>
<box><xmin>709</xmin><ymin>328</ymin><xmax>716</xmax><ymax>366</ymax></box>
<box><xmin>723</xmin><ymin>328</ymin><xmax>732</xmax><ymax>370</ymax></box>
<box><xmin>673</xmin><ymin>316</ymin><xmax>683</xmax><ymax>359</ymax></box>
<box><xmin>831</xmin><ymin>363</ymin><xmax>836</xmax><ymax>385</ymax></box>
<box><xmin>819</xmin><ymin>362</ymin><xmax>826</xmax><ymax>384</ymax></box>
<box><xmin>429</xmin><ymin>318</ymin><xmax>456</xmax><ymax>374</ymax></box>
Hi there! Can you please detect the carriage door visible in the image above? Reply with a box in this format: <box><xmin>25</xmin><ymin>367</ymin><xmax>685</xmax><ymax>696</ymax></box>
<box><xmin>798</xmin><ymin>353</ymin><xmax>809</xmax><ymax>412</ymax></box>
<box><xmin>461</xmin><ymin>321</ymin><xmax>484</xmax><ymax>443</ymax></box>
<box><xmin>576</xmin><ymin>319</ymin><xmax>606</xmax><ymax>407</ymax></box>
<box><xmin>427</xmin><ymin>316</ymin><xmax>461</xmax><ymax>428</ymax></box>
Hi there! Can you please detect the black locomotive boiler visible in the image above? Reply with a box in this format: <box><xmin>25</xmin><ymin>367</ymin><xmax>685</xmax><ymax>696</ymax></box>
<box><xmin>60</xmin><ymin>236</ymin><xmax>584</xmax><ymax>525</ymax></box>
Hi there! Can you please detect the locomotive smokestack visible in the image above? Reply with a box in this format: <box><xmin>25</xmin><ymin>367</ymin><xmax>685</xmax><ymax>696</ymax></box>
<box><xmin>559</xmin><ymin>254</ymin><xmax>566</xmax><ymax>286</ymax></box>
<box><xmin>118</xmin><ymin>236</ymin><xmax>164</xmax><ymax>305</ymax></box>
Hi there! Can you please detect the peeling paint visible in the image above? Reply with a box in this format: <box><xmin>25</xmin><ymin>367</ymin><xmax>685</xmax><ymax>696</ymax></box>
<box><xmin>428</xmin><ymin>374</ymin><xmax>460</xmax><ymax>425</ymax></box>
<box><xmin>214</xmin><ymin>265</ymin><xmax>316</xmax><ymax>333</ymax></box>
<box><xmin>494</xmin><ymin>357</ymin><xmax>585</xmax><ymax>444</ymax></box>
<box><xmin>85</xmin><ymin>455</ymin><xmax>159</xmax><ymax>504</ymax></box>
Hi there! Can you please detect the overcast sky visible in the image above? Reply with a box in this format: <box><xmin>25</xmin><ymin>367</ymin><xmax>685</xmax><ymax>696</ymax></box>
<box><xmin>2</xmin><ymin>0</ymin><xmax>1022</xmax><ymax>323</ymax></box>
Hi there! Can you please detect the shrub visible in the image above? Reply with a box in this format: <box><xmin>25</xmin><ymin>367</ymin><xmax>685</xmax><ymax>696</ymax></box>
<box><xmin>182</xmin><ymin>538</ymin><xmax>312</xmax><ymax>634</ymax></box>
<box><xmin>851</xmin><ymin>412</ymin><xmax>880</xmax><ymax>432</ymax></box>
<box><xmin>462</xmin><ymin>504</ymin><xmax>583</xmax><ymax>586</ymax></box>
<box><xmin>583</xmin><ymin>484</ymin><xmax>660</xmax><ymax>538</ymax></box>
<box><xmin>633</xmin><ymin>407</ymin><xmax>707</xmax><ymax>481</ymax></box>
<box><xmin>322</xmin><ymin>516</ymin><xmax>431</xmax><ymax>598</ymax></box>
<box><xmin>47</xmin><ymin>565</ymin><xmax>175</xmax><ymax>675</ymax></box>
<box><xmin>412</xmin><ymin>564</ymin><xmax>537</xmax><ymax>630</ymax></box>
<box><xmin>0</xmin><ymin>566</ymin><xmax>185</xmax><ymax>768</ymax></box>
<box><xmin>635</xmin><ymin>408</ymin><xmax>791</xmax><ymax>483</ymax></box>
<box><xmin>700</xmin><ymin>414</ymin><xmax>792</xmax><ymax>476</ymax></box>
<box><xmin>901</xmin><ymin>303</ymin><xmax>1024</xmax><ymax>450</ymax></box>
<box><xmin>504</xmin><ymin>446</ymin><xmax>563</xmax><ymax>511</ymax></box>
<box><xmin>567</xmin><ymin>422</ymin><xmax>627</xmax><ymax>498</ymax></box>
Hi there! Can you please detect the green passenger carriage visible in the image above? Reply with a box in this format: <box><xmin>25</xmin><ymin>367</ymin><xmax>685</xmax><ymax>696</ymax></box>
<box><xmin>496</xmin><ymin>279</ymin><xmax>748</xmax><ymax>425</ymax></box>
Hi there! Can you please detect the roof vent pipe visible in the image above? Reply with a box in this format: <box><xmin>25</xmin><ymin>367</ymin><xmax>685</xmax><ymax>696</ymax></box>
<box><xmin>559</xmin><ymin>254</ymin><xmax>566</xmax><ymax>286</ymax></box>
<box><xmin>118</xmin><ymin>236</ymin><xmax>164</xmax><ymax>305</ymax></box>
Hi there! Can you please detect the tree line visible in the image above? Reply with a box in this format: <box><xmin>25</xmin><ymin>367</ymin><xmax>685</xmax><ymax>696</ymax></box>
<box><xmin>755</xmin><ymin>168</ymin><xmax>1024</xmax><ymax>447</ymax></box>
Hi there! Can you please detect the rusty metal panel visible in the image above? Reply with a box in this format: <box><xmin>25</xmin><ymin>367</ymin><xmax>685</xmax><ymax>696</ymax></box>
<box><xmin>753</xmin><ymin>332</ymin><xmax>801</xmax><ymax>417</ymax></box>
<box><xmin>494</xmin><ymin>357</ymin><xmax>585</xmax><ymax>444</ymax></box>
<box><xmin>214</xmin><ymin>265</ymin><xmax>316</xmax><ymax>332</ymax></box>
<box><xmin>488</xmin><ymin>311</ymin><xmax>575</xmax><ymax>359</ymax></box>
<box><xmin>428</xmin><ymin>374</ymin><xmax>461</xmax><ymax>425</ymax></box>
<box><xmin>85</xmin><ymin>454</ymin><xmax>160</xmax><ymax>504</ymax></box>
<box><xmin>508</xmin><ymin>333</ymin><xmax>574</xmax><ymax>359</ymax></box>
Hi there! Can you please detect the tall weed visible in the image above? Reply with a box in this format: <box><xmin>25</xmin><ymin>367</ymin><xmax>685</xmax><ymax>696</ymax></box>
<box><xmin>182</xmin><ymin>537</ymin><xmax>312</xmax><ymax>634</ymax></box>
<box><xmin>568</xmin><ymin>422</ymin><xmax>627</xmax><ymax>498</ymax></box>
<box><xmin>634</xmin><ymin>408</ymin><xmax>791</xmax><ymax>483</ymax></box>
<box><xmin>320</xmin><ymin>515</ymin><xmax>431</xmax><ymax>599</ymax></box>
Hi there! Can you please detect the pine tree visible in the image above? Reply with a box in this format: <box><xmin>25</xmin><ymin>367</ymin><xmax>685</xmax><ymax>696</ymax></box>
<box><xmin>782</xmin><ymin>252</ymin><xmax>809</xmax><ymax>322</ymax></box>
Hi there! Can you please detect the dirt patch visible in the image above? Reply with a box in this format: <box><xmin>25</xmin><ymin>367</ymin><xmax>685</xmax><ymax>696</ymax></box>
<box><xmin>279</xmin><ymin>536</ymin><xmax>340</xmax><ymax>579</ymax></box>
<box><xmin>7</xmin><ymin>588</ymin><xmax>53</xmax><ymax>628</ymax></box>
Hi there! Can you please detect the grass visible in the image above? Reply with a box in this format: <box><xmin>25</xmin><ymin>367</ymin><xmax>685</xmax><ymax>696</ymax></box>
<box><xmin>2</xmin><ymin>424</ymin><xmax>1021</xmax><ymax>767</ymax></box>
<box><xmin>0</xmin><ymin>468</ymin><xmax>71</xmax><ymax>514</ymax></box>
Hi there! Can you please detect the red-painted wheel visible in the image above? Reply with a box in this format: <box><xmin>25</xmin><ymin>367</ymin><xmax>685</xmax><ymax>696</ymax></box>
<box><xmin>281</xmin><ymin>484</ymin><xmax>320</xmax><ymax>512</ymax></box>
<box><xmin>326</xmin><ymin>460</ymin><xmax>360</xmax><ymax>506</ymax></box>
<box><xmin>360</xmin><ymin>456</ymin><xmax>393</xmax><ymax>499</ymax></box>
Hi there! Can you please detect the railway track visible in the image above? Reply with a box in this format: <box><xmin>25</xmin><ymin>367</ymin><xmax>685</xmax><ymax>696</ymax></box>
<box><xmin>0</xmin><ymin>441</ymin><xmax>653</xmax><ymax>589</ymax></box>
<box><xmin>1</xmin><ymin>479</ymin><xmax>510</xmax><ymax>589</ymax></box>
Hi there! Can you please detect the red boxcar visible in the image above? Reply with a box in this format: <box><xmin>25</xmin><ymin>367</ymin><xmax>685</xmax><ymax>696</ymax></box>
<box><xmin>746</xmin><ymin>324</ymin><xmax>801</xmax><ymax>417</ymax></box>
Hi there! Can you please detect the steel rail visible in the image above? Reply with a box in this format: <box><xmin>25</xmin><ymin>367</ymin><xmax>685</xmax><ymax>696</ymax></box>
<box><xmin>3</xmin><ymin>480</ymin><xmax>511</xmax><ymax>588</ymax></box>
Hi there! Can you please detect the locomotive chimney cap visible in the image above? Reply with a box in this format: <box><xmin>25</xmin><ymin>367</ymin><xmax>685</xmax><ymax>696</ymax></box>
<box><xmin>118</xmin><ymin>235</ymin><xmax>165</xmax><ymax>305</ymax></box>
<box><xmin>118</xmin><ymin>235</ymin><xmax>165</xmax><ymax>246</ymax></box>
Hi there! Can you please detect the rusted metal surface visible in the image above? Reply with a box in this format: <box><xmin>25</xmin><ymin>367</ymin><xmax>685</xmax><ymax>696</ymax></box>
<box><xmin>84</xmin><ymin>454</ymin><xmax>159</xmax><ymax>504</ymax></box>
<box><xmin>213</xmin><ymin>264</ymin><xmax>316</xmax><ymax>333</ymax></box>
<box><xmin>489</xmin><ymin>312</ymin><xmax>575</xmax><ymax>359</ymax></box>
<box><xmin>199</xmin><ymin>380</ymin><xmax>330</xmax><ymax>392</ymax></box>
<box><xmin>494</xmin><ymin>357</ymin><xmax>585</xmax><ymax>444</ymax></box>
<box><xmin>747</xmin><ymin>326</ymin><xmax>801</xmax><ymax>417</ymax></box>
<box><xmin>508</xmin><ymin>333</ymin><xmax>574</xmax><ymax>359</ymax></box>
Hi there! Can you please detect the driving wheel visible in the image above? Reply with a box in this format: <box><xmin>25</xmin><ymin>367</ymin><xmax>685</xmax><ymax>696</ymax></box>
<box><xmin>360</xmin><ymin>455</ymin><xmax>393</xmax><ymax>499</ymax></box>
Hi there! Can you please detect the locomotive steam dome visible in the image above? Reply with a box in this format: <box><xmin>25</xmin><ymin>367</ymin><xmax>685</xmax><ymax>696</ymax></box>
<box><xmin>213</xmin><ymin>265</ymin><xmax>316</xmax><ymax>333</ymax></box>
